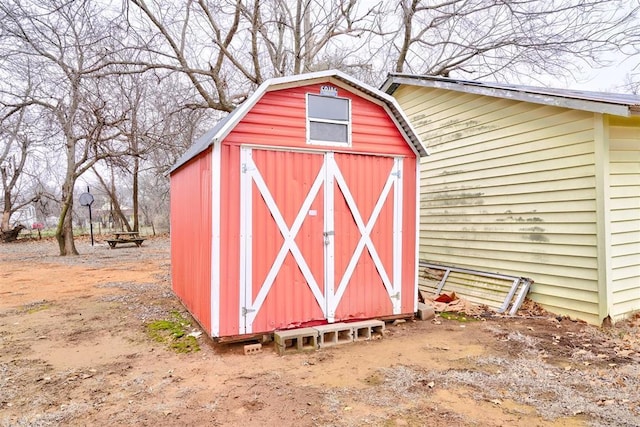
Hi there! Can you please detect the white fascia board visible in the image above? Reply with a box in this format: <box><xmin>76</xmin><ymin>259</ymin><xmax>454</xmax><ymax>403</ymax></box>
<box><xmin>379</xmin><ymin>104</ymin><xmax>429</xmax><ymax>158</ymax></box>
<box><xmin>387</xmin><ymin>97</ymin><xmax>430</xmax><ymax>157</ymax></box>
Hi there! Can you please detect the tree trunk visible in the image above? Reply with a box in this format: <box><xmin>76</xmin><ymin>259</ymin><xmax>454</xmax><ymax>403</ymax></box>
<box><xmin>112</xmin><ymin>201</ymin><xmax>132</xmax><ymax>231</ymax></box>
<box><xmin>1</xmin><ymin>211</ymin><xmax>10</xmax><ymax>232</ymax></box>
<box><xmin>56</xmin><ymin>202</ymin><xmax>79</xmax><ymax>255</ymax></box>
<box><xmin>293</xmin><ymin>0</ymin><xmax>303</xmax><ymax>74</ymax></box>
<box><xmin>1</xmin><ymin>167</ymin><xmax>13</xmax><ymax>231</ymax></box>
<box><xmin>56</xmin><ymin>178</ymin><xmax>79</xmax><ymax>255</ymax></box>
<box><xmin>109</xmin><ymin>168</ymin><xmax>132</xmax><ymax>231</ymax></box>
<box><xmin>302</xmin><ymin>0</ymin><xmax>312</xmax><ymax>73</ymax></box>
<box><xmin>395</xmin><ymin>0</ymin><xmax>415</xmax><ymax>73</ymax></box>
<box><xmin>132</xmin><ymin>156</ymin><xmax>139</xmax><ymax>232</ymax></box>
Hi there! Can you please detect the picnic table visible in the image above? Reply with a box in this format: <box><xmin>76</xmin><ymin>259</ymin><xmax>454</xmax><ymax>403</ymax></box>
<box><xmin>106</xmin><ymin>231</ymin><xmax>145</xmax><ymax>248</ymax></box>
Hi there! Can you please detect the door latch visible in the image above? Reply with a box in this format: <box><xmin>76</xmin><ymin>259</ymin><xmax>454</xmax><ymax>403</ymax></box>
<box><xmin>323</xmin><ymin>230</ymin><xmax>334</xmax><ymax>245</ymax></box>
<box><xmin>241</xmin><ymin>307</ymin><xmax>256</xmax><ymax>316</ymax></box>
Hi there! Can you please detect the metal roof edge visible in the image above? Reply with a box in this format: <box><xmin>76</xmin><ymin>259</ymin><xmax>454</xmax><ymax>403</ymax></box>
<box><xmin>211</xmin><ymin>79</ymin><xmax>271</xmax><ymax>143</ymax></box>
<box><xmin>384</xmin><ymin>74</ymin><xmax>634</xmax><ymax>117</ymax></box>
<box><xmin>169</xmin><ymin>124</ymin><xmax>222</xmax><ymax>174</ymax></box>
<box><xmin>380</xmin><ymin>76</ymin><xmax>398</xmax><ymax>95</ymax></box>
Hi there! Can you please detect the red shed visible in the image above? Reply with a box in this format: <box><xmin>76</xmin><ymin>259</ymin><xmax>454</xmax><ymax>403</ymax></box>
<box><xmin>170</xmin><ymin>70</ymin><xmax>428</xmax><ymax>338</ymax></box>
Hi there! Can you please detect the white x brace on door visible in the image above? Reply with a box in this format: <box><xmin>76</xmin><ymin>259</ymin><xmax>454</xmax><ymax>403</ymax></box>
<box><xmin>239</xmin><ymin>147</ymin><xmax>404</xmax><ymax>334</ymax></box>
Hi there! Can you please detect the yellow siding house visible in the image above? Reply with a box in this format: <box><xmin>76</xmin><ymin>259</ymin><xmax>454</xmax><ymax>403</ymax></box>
<box><xmin>382</xmin><ymin>74</ymin><xmax>640</xmax><ymax>325</ymax></box>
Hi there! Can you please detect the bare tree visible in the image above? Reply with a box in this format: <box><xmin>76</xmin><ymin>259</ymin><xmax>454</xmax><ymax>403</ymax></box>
<box><xmin>0</xmin><ymin>0</ymin><xmax>130</xmax><ymax>255</ymax></box>
<box><xmin>115</xmin><ymin>0</ymin><xmax>640</xmax><ymax>237</ymax></box>
<box><xmin>90</xmin><ymin>75</ymin><xmax>145</xmax><ymax>234</ymax></box>
<box><xmin>124</xmin><ymin>0</ymin><xmax>380</xmax><ymax>112</ymax></box>
<box><xmin>94</xmin><ymin>69</ymin><xmax>209</xmax><ymax>233</ymax></box>
<box><xmin>385</xmin><ymin>0</ymin><xmax>640</xmax><ymax>83</ymax></box>
<box><xmin>0</xmin><ymin>74</ymin><xmax>44</xmax><ymax>233</ymax></box>
<box><xmin>1</xmin><ymin>111</ymin><xmax>32</xmax><ymax>231</ymax></box>
<box><xmin>621</xmin><ymin>72</ymin><xmax>640</xmax><ymax>94</ymax></box>
<box><xmin>2</xmin><ymin>0</ymin><xmax>638</xmax><ymax>249</ymax></box>
<box><xmin>92</xmin><ymin>161</ymin><xmax>133</xmax><ymax>232</ymax></box>
<box><xmin>125</xmin><ymin>0</ymin><xmax>640</xmax><ymax>94</ymax></box>
<box><xmin>133</xmin><ymin>80</ymin><xmax>212</xmax><ymax>234</ymax></box>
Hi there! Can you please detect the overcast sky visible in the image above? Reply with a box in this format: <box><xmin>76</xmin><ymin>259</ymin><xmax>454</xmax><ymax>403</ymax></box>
<box><xmin>567</xmin><ymin>56</ymin><xmax>638</xmax><ymax>93</ymax></box>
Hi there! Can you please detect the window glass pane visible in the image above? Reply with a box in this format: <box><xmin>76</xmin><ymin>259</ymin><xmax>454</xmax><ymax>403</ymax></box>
<box><xmin>308</xmin><ymin>95</ymin><xmax>348</xmax><ymax>121</ymax></box>
<box><xmin>310</xmin><ymin>122</ymin><xmax>348</xmax><ymax>143</ymax></box>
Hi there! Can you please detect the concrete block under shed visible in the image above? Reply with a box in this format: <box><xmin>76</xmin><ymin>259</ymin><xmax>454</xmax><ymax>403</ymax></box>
<box><xmin>274</xmin><ymin>327</ymin><xmax>318</xmax><ymax>355</ymax></box>
<box><xmin>313</xmin><ymin>323</ymin><xmax>353</xmax><ymax>347</ymax></box>
<box><xmin>347</xmin><ymin>320</ymin><xmax>385</xmax><ymax>341</ymax></box>
<box><xmin>417</xmin><ymin>302</ymin><xmax>436</xmax><ymax>321</ymax></box>
<box><xmin>243</xmin><ymin>343</ymin><xmax>262</xmax><ymax>355</ymax></box>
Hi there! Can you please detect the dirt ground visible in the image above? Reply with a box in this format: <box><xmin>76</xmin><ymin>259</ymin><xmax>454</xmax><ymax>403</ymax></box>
<box><xmin>1</xmin><ymin>236</ymin><xmax>639</xmax><ymax>427</ymax></box>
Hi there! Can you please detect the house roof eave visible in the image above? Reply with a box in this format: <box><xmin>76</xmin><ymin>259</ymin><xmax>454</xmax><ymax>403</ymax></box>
<box><xmin>382</xmin><ymin>73</ymin><xmax>640</xmax><ymax>118</ymax></box>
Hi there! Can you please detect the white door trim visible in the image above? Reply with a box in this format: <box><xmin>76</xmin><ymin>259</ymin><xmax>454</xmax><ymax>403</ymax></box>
<box><xmin>324</xmin><ymin>152</ymin><xmax>336</xmax><ymax>322</ymax></box>
<box><xmin>392</xmin><ymin>158</ymin><xmax>403</xmax><ymax>314</ymax></box>
<box><xmin>239</xmin><ymin>147</ymin><xmax>253</xmax><ymax>334</ymax></box>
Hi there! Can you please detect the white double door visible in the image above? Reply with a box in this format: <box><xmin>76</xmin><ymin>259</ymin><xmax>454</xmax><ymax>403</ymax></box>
<box><xmin>239</xmin><ymin>147</ymin><xmax>404</xmax><ymax>334</ymax></box>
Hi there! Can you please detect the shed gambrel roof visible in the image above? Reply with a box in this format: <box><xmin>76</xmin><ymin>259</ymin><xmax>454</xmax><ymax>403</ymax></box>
<box><xmin>171</xmin><ymin>70</ymin><xmax>428</xmax><ymax>173</ymax></box>
<box><xmin>381</xmin><ymin>73</ymin><xmax>640</xmax><ymax>118</ymax></box>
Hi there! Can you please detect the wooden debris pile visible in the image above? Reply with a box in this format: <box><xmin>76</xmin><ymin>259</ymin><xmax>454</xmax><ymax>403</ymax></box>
<box><xmin>420</xmin><ymin>290</ymin><xmax>488</xmax><ymax>317</ymax></box>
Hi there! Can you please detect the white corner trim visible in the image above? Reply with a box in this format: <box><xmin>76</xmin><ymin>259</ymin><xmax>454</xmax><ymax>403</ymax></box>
<box><xmin>210</xmin><ymin>141</ymin><xmax>222</xmax><ymax>337</ymax></box>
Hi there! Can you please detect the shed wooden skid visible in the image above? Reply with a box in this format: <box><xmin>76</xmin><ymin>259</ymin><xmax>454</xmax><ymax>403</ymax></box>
<box><xmin>170</xmin><ymin>71</ymin><xmax>427</xmax><ymax>338</ymax></box>
<box><xmin>383</xmin><ymin>74</ymin><xmax>640</xmax><ymax>325</ymax></box>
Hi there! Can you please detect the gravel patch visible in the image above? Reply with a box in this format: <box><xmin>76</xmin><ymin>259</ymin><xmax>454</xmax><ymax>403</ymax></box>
<box><xmin>97</xmin><ymin>281</ymin><xmax>175</xmax><ymax>322</ymax></box>
<box><xmin>0</xmin><ymin>236</ymin><xmax>170</xmax><ymax>267</ymax></box>
<box><xmin>398</xmin><ymin>354</ymin><xmax>640</xmax><ymax>427</ymax></box>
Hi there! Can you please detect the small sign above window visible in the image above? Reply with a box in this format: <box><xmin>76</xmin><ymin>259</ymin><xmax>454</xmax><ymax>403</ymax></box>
<box><xmin>320</xmin><ymin>85</ymin><xmax>338</xmax><ymax>97</ymax></box>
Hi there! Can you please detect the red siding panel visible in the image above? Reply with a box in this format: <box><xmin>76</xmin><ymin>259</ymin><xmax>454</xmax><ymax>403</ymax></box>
<box><xmin>219</xmin><ymin>144</ymin><xmax>241</xmax><ymax>336</ymax></box>
<box><xmin>170</xmin><ymin>151</ymin><xmax>212</xmax><ymax>333</ymax></box>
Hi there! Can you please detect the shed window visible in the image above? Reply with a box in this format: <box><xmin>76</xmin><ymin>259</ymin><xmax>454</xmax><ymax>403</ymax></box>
<box><xmin>307</xmin><ymin>94</ymin><xmax>351</xmax><ymax>145</ymax></box>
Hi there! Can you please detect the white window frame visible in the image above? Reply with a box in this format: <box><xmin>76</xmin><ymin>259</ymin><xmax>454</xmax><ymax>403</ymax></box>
<box><xmin>306</xmin><ymin>93</ymin><xmax>352</xmax><ymax>147</ymax></box>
